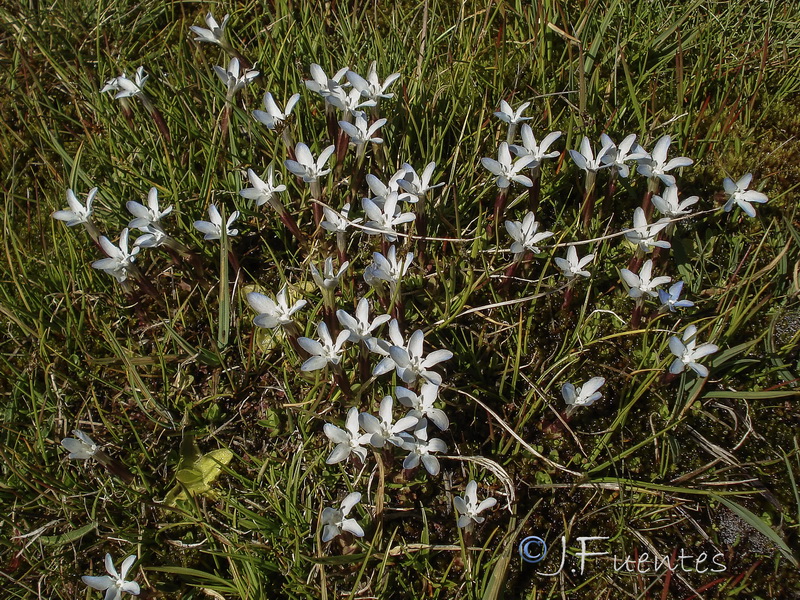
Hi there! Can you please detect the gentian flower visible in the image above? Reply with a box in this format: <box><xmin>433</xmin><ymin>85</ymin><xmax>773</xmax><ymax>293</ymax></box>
<box><xmin>359</xmin><ymin>396</ymin><xmax>418</xmax><ymax>448</ymax></box>
<box><xmin>554</xmin><ymin>246</ymin><xmax>594</xmax><ymax>279</ymax></box>
<box><xmin>395</xmin><ymin>383</ymin><xmax>449</xmax><ymax>431</ymax></box>
<box><xmin>362</xmin><ymin>192</ymin><xmax>416</xmax><ymax>242</ymax></box>
<box><xmin>193</xmin><ymin>205</ymin><xmax>239</xmax><ymax>241</ymax></box>
<box><xmin>304</xmin><ymin>63</ymin><xmax>349</xmax><ymax>98</ymax></box>
<box><xmin>101</xmin><ymin>67</ymin><xmax>148</xmax><ymax>99</ymax></box>
<box><xmin>133</xmin><ymin>224</ymin><xmax>168</xmax><ymax>249</ymax></box>
<box><xmin>505</xmin><ymin>212</ymin><xmax>553</xmax><ymax>256</ymax></box>
<box><xmin>364</xmin><ymin>246</ymin><xmax>414</xmax><ymax>293</ymax></box>
<box><xmin>624</xmin><ymin>208</ymin><xmax>671</xmax><ymax>253</ymax></box>
<box><xmin>668</xmin><ymin>325</ymin><xmax>718</xmax><ymax>377</ymax></box>
<box><xmin>239</xmin><ymin>166</ymin><xmax>287</xmax><ymax>209</ymax></box>
<box><xmin>336</xmin><ymin>298</ymin><xmax>391</xmax><ymax>345</ymax></box>
<box><xmin>636</xmin><ymin>135</ymin><xmax>693</xmax><ymax>186</ymax></box>
<box><xmin>722</xmin><ymin>173</ymin><xmax>768</xmax><ymax>218</ymax></box>
<box><xmin>346</xmin><ymin>62</ymin><xmax>401</xmax><ymax>102</ymax></box>
<box><xmin>326</xmin><ymin>84</ymin><xmax>375</xmax><ymax>117</ymax></box>
<box><xmin>310</xmin><ymin>257</ymin><xmax>349</xmax><ymax>292</ymax></box>
<box><xmin>652</xmin><ymin>185</ymin><xmax>698</xmax><ymax>218</ymax></box>
<box><xmin>323</xmin><ymin>407</ymin><xmax>370</xmax><ymax>464</ymax></box>
<box><xmin>568</xmin><ymin>136</ymin><xmax>613</xmax><ymax>174</ymax></box>
<box><xmin>619</xmin><ymin>260</ymin><xmax>671</xmax><ymax>298</ymax></box>
<box><xmin>82</xmin><ymin>553</ymin><xmax>140</xmax><ymax>600</ymax></box>
<box><xmin>396</xmin><ymin>162</ymin><xmax>444</xmax><ymax>202</ymax></box>
<box><xmin>387</xmin><ymin>329</ymin><xmax>453</xmax><ymax>386</ymax></box>
<box><xmin>562</xmin><ymin>377</ymin><xmax>605</xmax><ymax>408</ymax></box>
<box><xmin>92</xmin><ymin>228</ymin><xmax>140</xmax><ymax>283</ymax></box>
<box><xmin>126</xmin><ymin>187</ymin><xmax>172</xmax><ymax>229</ymax></box>
<box><xmin>285</xmin><ymin>142</ymin><xmax>335</xmax><ymax>183</ymax></box>
<box><xmin>493</xmin><ymin>99</ymin><xmax>532</xmax><ymax>126</ymax></box>
<box><xmin>599</xmin><ymin>133</ymin><xmax>648</xmax><ymax>178</ymax></box>
<box><xmin>481</xmin><ymin>142</ymin><xmax>535</xmax><ymax>188</ymax></box>
<box><xmin>247</xmin><ymin>286</ymin><xmax>307</xmax><ymax>330</ymax></box>
<box><xmin>53</xmin><ymin>187</ymin><xmax>96</xmax><ymax>226</ymax></box>
<box><xmin>213</xmin><ymin>57</ymin><xmax>258</xmax><ymax>97</ymax></box>
<box><xmin>339</xmin><ymin>114</ymin><xmax>386</xmax><ymax>146</ymax></box>
<box><xmin>371</xmin><ymin>319</ymin><xmax>406</xmax><ymax>373</ymax></box>
<box><xmin>190</xmin><ymin>12</ymin><xmax>230</xmax><ymax>46</ymax></box>
<box><xmin>509</xmin><ymin>126</ymin><xmax>562</xmax><ymax>168</ymax></box>
<box><xmin>321</xmin><ymin>203</ymin><xmax>361</xmax><ymax>233</ymax></box>
<box><xmin>399</xmin><ymin>419</ymin><xmax>447</xmax><ymax>475</ymax></box>
<box><xmin>321</xmin><ymin>492</ymin><xmax>364</xmax><ymax>542</ymax></box>
<box><xmin>658</xmin><ymin>281</ymin><xmax>694</xmax><ymax>312</ymax></box>
<box><xmin>60</xmin><ymin>430</ymin><xmax>99</xmax><ymax>460</ymax></box>
<box><xmin>297</xmin><ymin>321</ymin><xmax>349</xmax><ymax>372</ymax></box>
<box><xmin>364</xmin><ymin>168</ymin><xmax>411</xmax><ymax>207</ymax></box>
<box><xmin>253</xmin><ymin>92</ymin><xmax>301</xmax><ymax>129</ymax></box>
<box><xmin>454</xmin><ymin>480</ymin><xmax>497</xmax><ymax>528</ymax></box>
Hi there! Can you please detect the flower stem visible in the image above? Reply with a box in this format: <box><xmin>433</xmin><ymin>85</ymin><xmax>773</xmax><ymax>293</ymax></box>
<box><xmin>527</xmin><ymin>168</ymin><xmax>541</xmax><ymax>214</ymax></box>
<box><xmin>580</xmin><ymin>170</ymin><xmax>597</xmax><ymax>230</ymax></box>
<box><xmin>641</xmin><ymin>178</ymin><xmax>659</xmax><ymax>220</ymax></box>
<box><xmin>217</xmin><ymin>211</ymin><xmax>230</xmax><ymax>348</ymax></box>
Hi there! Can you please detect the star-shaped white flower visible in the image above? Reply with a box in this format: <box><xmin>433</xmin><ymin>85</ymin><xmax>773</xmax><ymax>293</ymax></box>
<box><xmin>387</xmin><ymin>329</ymin><xmax>453</xmax><ymax>386</ymax></box>
<box><xmin>193</xmin><ymin>205</ymin><xmax>239</xmax><ymax>241</ymax></box>
<box><xmin>568</xmin><ymin>136</ymin><xmax>614</xmax><ymax>174</ymax></box>
<box><xmin>346</xmin><ymin>62</ymin><xmax>401</xmax><ymax>101</ymax></box>
<box><xmin>339</xmin><ymin>114</ymin><xmax>386</xmax><ymax>146</ymax></box>
<box><xmin>326</xmin><ymin>84</ymin><xmax>375</xmax><ymax>117</ymax></box>
<box><xmin>658</xmin><ymin>281</ymin><xmax>694</xmax><ymax>312</ymax></box>
<box><xmin>304</xmin><ymin>63</ymin><xmax>349</xmax><ymax>98</ymax></box>
<box><xmin>253</xmin><ymin>92</ymin><xmax>301</xmax><ymax>130</ymax></box>
<box><xmin>399</xmin><ymin>419</ymin><xmax>447</xmax><ymax>475</ymax></box>
<box><xmin>509</xmin><ymin>126</ymin><xmax>562</xmax><ymax>168</ymax></box>
<box><xmin>362</xmin><ymin>192</ymin><xmax>415</xmax><ymax>242</ymax></box>
<box><xmin>359</xmin><ymin>396</ymin><xmax>418</xmax><ymax>448</ymax></box>
<box><xmin>668</xmin><ymin>325</ymin><xmax>718</xmax><ymax>377</ymax></box>
<box><xmin>364</xmin><ymin>246</ymin><xmax>414</xmax><ymax>292</ymax></box>
<box><xmin>213</xmin><ymin>57</ymin><xmax>259</xmax><ymax>96</ymax></box>
<box><xmin>247</xmin><ymin>286</ymin><xmax>307</xmax><ymax>330</ymax></box>
<box><xmin>297</xmin><ymin>321</ymin><xmax>349</xmax><ymax>372</ymax></box>
<box><xmin>189</xmin><ymin>12</ymin><xmax>229</xmax><ymax>46</ymax></box>
<box><xmin>310</xmin><ymin>257</ymin><xmax>349</xmax><ymax>292</ymax></box>
<box><xmin>321</xmin><ymin>491</ymin><xmax>364</xmax><ymax>542</ymax></box>
<box><xmin>722</xmin><ymin>173</ymin><xmax>768</xmax><ymax>218</ymax></box>
<box><xmin>336</xmin><ymin>298</ymin><xmax>391</xmax><ymax>344</ymax></box>
<box><xmin>619</xmin><ymin>259</ymin><xmax>671</xmax><ymax>298</ymax></box>
<box><xmin>92</xmin><ymin>228</ymin><xmax>140</xmax><ymax>283</ymax></box>
<box><xmin>481</xmin><ymin>142</ymin><xmax>535</xmax><ymax>188</ymax></box>
<box><xmin>53</xmin><ymin>187</ymin><xmax>96</xmax><ymax>226</ymax></box>
<box><xmin>285</xmin><ymin>142</ymin><xmax>335</xmax><ymax>183</ymax></box>
<box><xmin>636</xmin><ymin>135</ymin><xmax>693</xmax><ymax>186</ymax></box>
<box><xmin>561</xmin><ymin>377</ymin><xmax>605</xmax><ymax>408</ymax></box>
<box><xmin>493</xmin><ymin>99</ymin><xmax>531</xmax><ymax>125</ymax></box>
<box><xmin>239</xmin><ymin>165</ymin><xmax>287</xmax><ymax>208</ymax></box>
<box><xmin>126</xmin><ymin>187</ymin><xmax>172</xmax><ymax>230</ymax></box>
<box><xmin>395</xmin><ymin>383</ymin><xmax>449</xmax><ymax>431</ymax></box>
<box><xmin>321</xmin><ymin>203</ymin><xmax>362</xmax><ymax>233</ymax></box>
<box><xmin>554</xmin><ymin>245</ymin><xmax>594</xmax><ymax>279</ymax></box>
<box><xmin>323</xmin><ymin>407</ymin><xmax>370</xmax><ymax>464</ymax></box>
<box><xmin>61</xmin><ymin>430</ymin><xmax>99</xmax><ymax>460</ymax></box>
<box><xmin>101</xmin><ymin>67</ymin><xmax>148</xmax><ymax>99</ymax></box>
<box><xmin>364</xmin><ymin>168</ymin><xmax>412</xmax><ymax>207</ymax></box>
<box><xmin>396</xmin><ymin>162</ymin><xmax>444</xmax><ymax>202</ymax></box>
<box><xmin>454</xmin><ymin>480</ymin><xmax>497</xmax><ymax>528</ymax></box>
<box><xmin>599</xmin><ymin>133</ymin><xmax>649</xmax><ymax>178</ymax></box>
<box><xmin>505</xmin><ymin>211</ymin><xmax>554</xmax><ymax>256</ymax></box>
<box><xmin>652</xmin><ymin>185</ymin><xmax>698</xmax><ymax>218</ymax></box>
<box><xmin>82</xmin><ymin>553</ymin><xmax>140</xmax><ymax>600</ymax></box>
<box><xmin>624</xmin><ymin>207</ymin><xmax>671</xmax><ymax>253</ymax></box>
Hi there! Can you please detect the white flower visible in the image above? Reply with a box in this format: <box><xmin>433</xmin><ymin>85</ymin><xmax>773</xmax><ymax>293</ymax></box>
<box><xmin>189</xmin><ymin>12</ymin><xmax>229</xmax><ymax>46</ymax></box>
<box><xmin>310</xmin><ymin>257</ymin><xmax>349</xmax><ymax>292</ymax></box>
<box><xmin>321</xmin><ymin>491</ymin><xmax>364</xmax><ymax>542</ymax></box>
<box><xmin>247</xmin><ymin>286</ymin><xmax>307</xmax><ymax>329</ymax></box>
<box><xmin>53</xmin><ymin>188</ymin><xmax>96</xmax><ymax>226</ymax></box>
<box><xmin>362</xmin><ymin>192</ymin><xmax>416</xmax><ymax>242</ymax></box>
<box><xmin>298</xmin><ymin>321</ymin><xmax>349</xmax><ymax>372</ymax></box>
<box><xmin>213</xmin><ymin>57</ymin><xmax>258</xmax><ymax>96</ymax></box>
<box><xmin>481</xmin><ymin>142</ymin><xmax>535</xmax><ymax>188</ymax></box>
<box><xmin>285</xmin><ymin>143</ymin><xmax>335</xmax><ymax>183</ymax></box>
<box><xmin>371</xmin><ymin>319</ymin><xmax>406</xmax><ymax>374</ymax></box>
<box><xmin>454</xmin><ymin>480</ymin><xmax>497</xmax><ymax>528</ymax></box>
<box><xmin>193</xmin><ymin>205</ymin><xmax>239</xmax><ymax>241</ymax></box>
<box><xmin>336</xmin><ymin>298</ymin><xmax>391</xmax><ymax>344</ymax></box>
<box><xmin>253</xmin><ymin>92</ymin><xmax>301</xmax><ymax>129</ymax></box>
<box><xmin>554</xmin><ymin>246</ymin><xmax>594</xmax><ymax>279</ymax></box>
<box><xmin>561</xmin><ymin>377</ymin><xmax>605</xmax><ymax>408</ymax></box>
<box><xmin>133</xmin><ymin>224</ymin><xmax>168</xmax><ymax>248</ymax></box>
<box><xmin>396</xmin><ymin>162</ymin><xmax>444</xmax><ymax>202</ymax></box>
<box><xmin>387</xmin><ymin>329</ymin><xmax>453</xmax><ymax>386</ymax></box>
<box><xmin>304</xmin><ymin>63</ymin><xmax>349</xmax><ymax>98</ymax></box>
<box><xmin>509</xmin><ymin>126</ymin><xmax>562</xmax><ymax>168</ymax></box>
<box><xmin>60</xmin><ymin>430</ymin><xmax>99</xmax><ymax>460</ymax></box>
<box><xmin>493</xmin><ymin>99</ymin><xmax>531</xmax><ymax>125</ymax></box>
<box><xmin>624</xmin><ymin>207</ymin><xmax>671</xmax><ymax>253</ymax></box>
<box><xmin>636</xmin><ymin>135</ymin><xmax>693</xmax><ymax>186</ymax></box>
<box><xmin>599</xmin><ymin>133</ymin><xmax>648</xmax><ymax>178</ymax></box>
<box><xmin>668</xmin><ymin>325</ymin><xmax>718</xmax><ymax>377</ymax></box>
<box><xmin>364</xmin><ymin>246</ymin><xmax>414</xmax><ymax>292</ymax></box>
<box><xmin>346</xmin><ymin>62</ymin><xmax>401</xmax><ymax>101</ymax></box>
<box><xmin>722</xmin><ymin>173</ymin><xmax>768</xmax><ymax>218</ymax></box>
<box><xmin>321</xmin><ymin>203</ymin><xmax>361</xmax><ymax>233</ymax></box>
<box><xmin>619</xmin><ymin>260</ymin><xmax>671</xmax><ymax>298</ymax></box>
<box><xmin>92</xmin><ymin>228</ymin><xmax>140</xmax><ymax>283</ymax></box>
<box><xmin>658</xmin><ymin>281</ymin><xmax>694</xmax><ymax>312</ymax></box>
<box><xmin>399</xmin><ymin>419</ymin><xmax>447</xmax><ymax>475</ymax></box>
<box><xmin>364</xmin><ymin>168</ymin><xmax>411</xmax><ymax>207</ymax></box>
<box><xmin>126</xmin><ymin>187</ymin><xmax>172</xmax><ymax>230</ymax></box>
<box><xmin>505</xmin><ymin>212</ymin><xmax>553</xmax><ymax>255</ymax></box>
<box><xmin>568</xmin><ymin>136</ymin><xmax>614</xmax><ymax>174</ymax></box>
<box><xmin>82</xmin><ymin>553</ymin><xmax>140</xmax><ymax>600</ymax></box>
<box><xmin>101</xmin><ymin>67</ymin><xmax>148</xmax><ymax>99</ymax></box>
<box><xmin>359</xmin><ymin>396</ymin><xmax>418</xmax><ymax>448</ymax></box>
<box><xmin>652</xmin><ymin>185</ymin><xmax>698</xmax><ymax>218</ymax></box>
<box><xmin>395</xmin><ymin>383</ymin><xmax>449</xmax><ymax>431</ymax></box>
<box><xmin>239</xmin><ymin>165</ymin><xmax>287</xmax><ymax>208</ymax></box>
<box><xmin>339</xmin><ymin>114</ymin><xmax>386</xmax><ymax>146</ymax></box>
<box><xmin>326</xmin><ymin>85</ymin><xmax>375</xmax><ymax>117</ymax></box>
<box><xmin>324</xmin><ymin>407</ymin><xmax>370</xmax><ymax>464</ymax></box>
